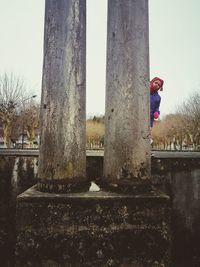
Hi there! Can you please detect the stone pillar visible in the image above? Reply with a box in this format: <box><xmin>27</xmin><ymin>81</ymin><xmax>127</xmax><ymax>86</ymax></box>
<box><xmin>37</xmin><ymin>0</ymin><xmax>88</xmax><ymax>192</ymax></box>
<box><xmin>103</xmin><ymin>0</ymin><xmax>150</xmax><ymax>192</ymax></box>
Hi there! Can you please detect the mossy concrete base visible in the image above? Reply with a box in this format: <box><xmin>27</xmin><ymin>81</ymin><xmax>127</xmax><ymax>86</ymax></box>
<box><xmin>15</xmin><ymin>186</ymin><xmax>171</xmax><ymax>267</ymax></box>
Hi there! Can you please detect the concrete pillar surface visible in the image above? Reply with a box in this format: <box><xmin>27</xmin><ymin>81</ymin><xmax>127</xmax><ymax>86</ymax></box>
<box><xmin>104</xmin><ymin>0</ymin><xmax>150</xmax><ymax>187</ymax></box>
<box><xmin>38</xmin><ymin>0</ymin><xmax>87</xmax><ymax>191</ymax></box>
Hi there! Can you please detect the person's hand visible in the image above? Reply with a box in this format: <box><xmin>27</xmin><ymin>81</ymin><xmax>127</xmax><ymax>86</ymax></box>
<box><xmin>154</xmin><ymin>111</ymin><xmax>159</xmax><ymax>119</ymax></box>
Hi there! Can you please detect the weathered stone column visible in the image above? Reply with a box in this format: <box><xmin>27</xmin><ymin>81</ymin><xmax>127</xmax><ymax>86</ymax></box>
<box><xmin>103</xmin><ymin>0</ymin><xmax>150</xmax><ymax>192</ymax></box>
<box><xmin>15</xmin><ymin>1</ymin><xmax>171</xmax><ymax>266</ymax></box>
<box><xmin>37</xmin><ymin>0</ymin><xmax>88</xmax><ymax>192</ymax></box>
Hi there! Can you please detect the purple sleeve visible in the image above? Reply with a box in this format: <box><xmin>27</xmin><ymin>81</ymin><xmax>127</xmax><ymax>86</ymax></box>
<box><xmin>150</xmin><ymin>93</ymin><xmax>161</xmax><ymax>116</ymax></box>
<box><xmin>155</xmin><ymin>97</ymin><xmax>161</xmax><ymax>114</ymax></box>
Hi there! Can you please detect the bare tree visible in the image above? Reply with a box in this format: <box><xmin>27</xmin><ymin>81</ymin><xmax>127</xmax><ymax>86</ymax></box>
<box><xmin>152</xmin><ymin>92</ymin><xmax>200</xmax><ymax>151</ymax></box>
<box><xmin>0</xmin><ymin>73</ymin><xmax>27</xmax><ymax>147</ymax></box>
<box><xmin>178</xmin><ymin>91</ymin><xmax>200</xmax><ymax>149</ymax></box>
<box><xmin>152</xmin><ymin>113</ymin><xmax>188</xmax><ymax>150</ymax></box>
<box><xmin>86</xmin><ymin>117</ymin><xmax>105</xmax><ymax>149</ymax></box>
<box><xmin>21</xmin><ymin>102</ymin><xmax>40</xmax><ymax>148</ymax></box>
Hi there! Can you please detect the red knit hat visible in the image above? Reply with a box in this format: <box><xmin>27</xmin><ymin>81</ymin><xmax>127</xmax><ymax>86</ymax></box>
<box><xmin>150</xmin><ymin>77</ymin><xmax>164</xmax><ymax>92</ymax></box>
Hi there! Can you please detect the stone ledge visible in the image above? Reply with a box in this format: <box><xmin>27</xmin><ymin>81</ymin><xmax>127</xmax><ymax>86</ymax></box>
<box><xmin>1</xmin><ymin>148</ymin><xmax>200</xmax><ymax>158</ymax></box>
<box><xmin>17</xmin><ymin>185</ymin><xmax>170</xmax><ymax>201</ymax></box>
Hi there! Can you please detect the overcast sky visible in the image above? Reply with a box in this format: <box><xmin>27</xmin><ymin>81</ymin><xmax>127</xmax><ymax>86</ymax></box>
<box><xmin>0</xmin><ymin>0</ymin><xmax>199</xmax><ymax>117</ymax></box>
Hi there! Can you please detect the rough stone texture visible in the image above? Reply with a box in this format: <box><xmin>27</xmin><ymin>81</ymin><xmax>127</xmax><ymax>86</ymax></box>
<box><xmin>104</xmin><ymin>0</ymin><xmax>150</xmax><ymax>183</ymax></box>
<box><xmin>38</xmin><ymin>0</ymin><xmax>86</xmax><ymax>183</ymax></box>
<box><xmin>1</xmin><ymin>152</ymin><xmax>200</xmax><ymax>266</ymax></box>
<box><xmin>15</xmin><ymin>186</ymin><xmax>171</xmax><ymax>267</ymax></box>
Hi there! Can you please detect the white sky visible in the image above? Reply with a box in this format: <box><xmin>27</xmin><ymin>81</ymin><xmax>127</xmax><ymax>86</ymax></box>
<box><xmin>0</xmin><ymin>0</ymin><xmax>199</xmax><ymax>118</ymax></box>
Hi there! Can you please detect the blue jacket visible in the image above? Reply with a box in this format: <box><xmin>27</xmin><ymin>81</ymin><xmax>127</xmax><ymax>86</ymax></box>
<box><xmin>150</xmin><ymin>91</ymin><xmax>161</xmax><ymax>127</ymax></box>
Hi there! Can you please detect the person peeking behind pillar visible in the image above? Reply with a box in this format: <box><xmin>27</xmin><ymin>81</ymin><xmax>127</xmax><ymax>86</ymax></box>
<box><xmin>150</xmin><ymin>76</ymin><xmax>164</xmax><ymax>129</ymax></box>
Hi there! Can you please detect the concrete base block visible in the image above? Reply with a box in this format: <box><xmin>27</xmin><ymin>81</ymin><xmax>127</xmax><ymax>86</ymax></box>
<box><xmin>15</xmin><ymin>186</ymin><xmax>171</xmax><ymax>267</ymax></box>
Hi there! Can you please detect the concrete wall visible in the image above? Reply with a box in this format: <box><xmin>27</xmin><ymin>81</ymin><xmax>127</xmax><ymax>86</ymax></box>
<box><xmin>0</xmin><ymin>150</ymin><xmax>200</xmax><ymax>266</ymax></box>
<box><xmin>0</xmin><ymin>154</ymin><xmax>37</xmax><ymax>266</ymax></box>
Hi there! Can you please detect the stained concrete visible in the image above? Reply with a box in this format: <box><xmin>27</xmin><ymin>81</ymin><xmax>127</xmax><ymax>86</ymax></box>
<box><xmin>15</xmin><ymin>186</ymin><xmax>170</xmax><ymax>267</ymax></box>
<box><xmin>38</xmin><ymin>0</ymin><xmax>87</xmax><ymax>183</ymax></box>
<box><xmin>104</xmin><ymin>0</ymin><xmax>150</xmax><ymax>182</ymax></box>
<box><xmin>1</xmin><ymin>151</ymin><xmax>200</xmax><ymax>266</ymax></box>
